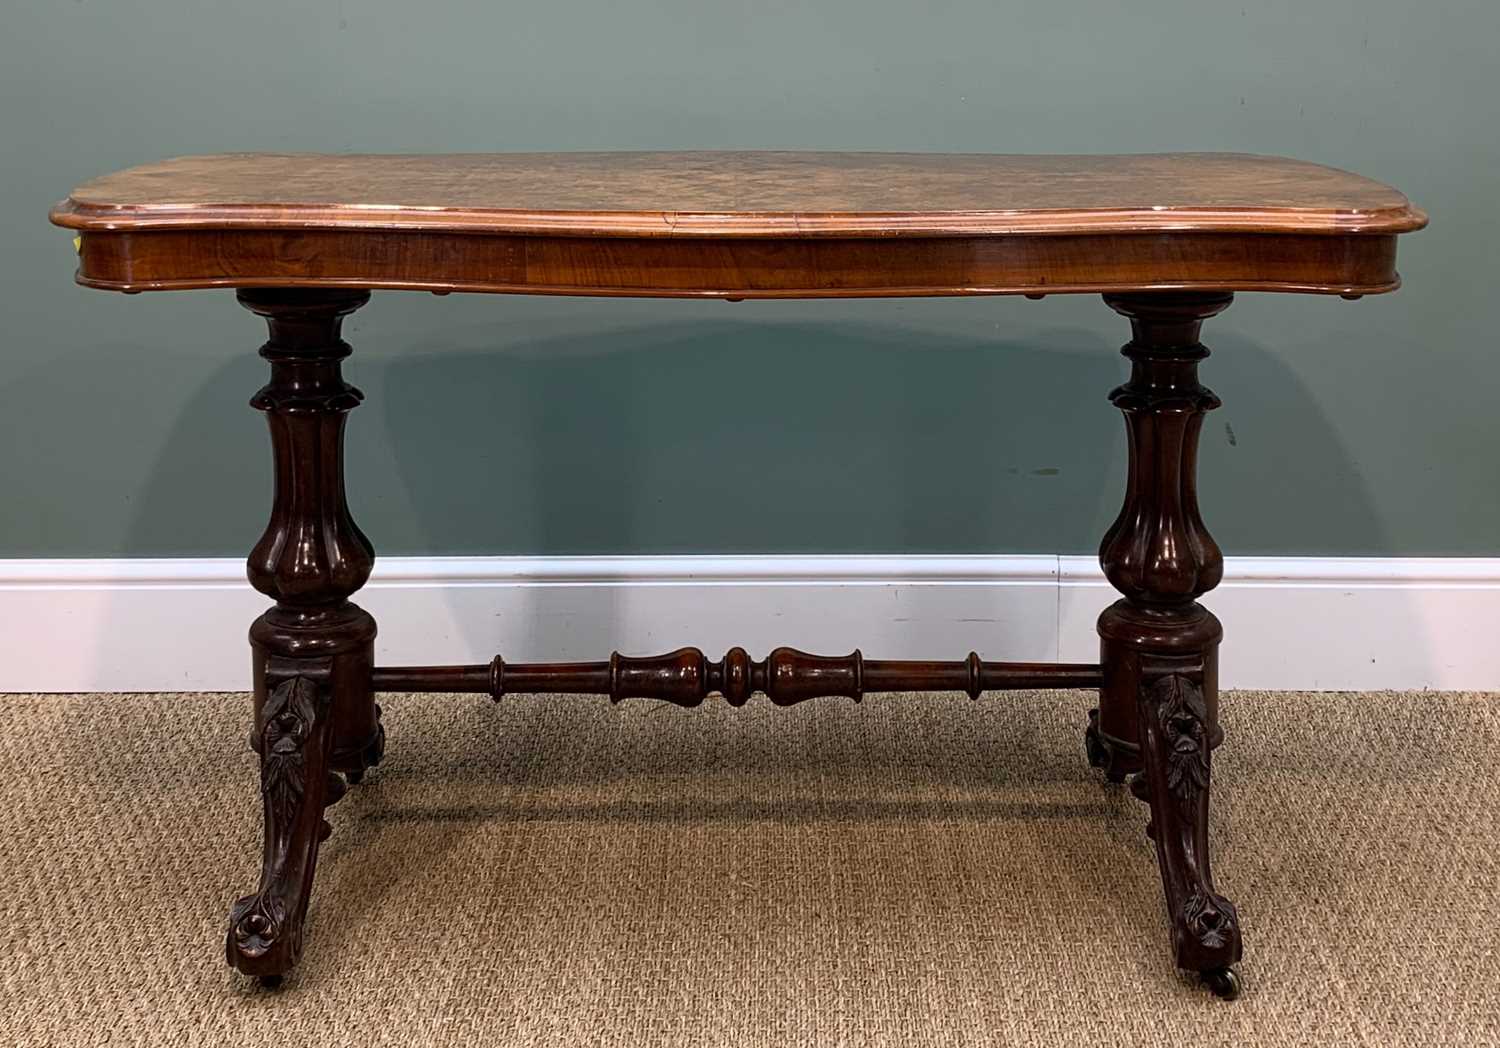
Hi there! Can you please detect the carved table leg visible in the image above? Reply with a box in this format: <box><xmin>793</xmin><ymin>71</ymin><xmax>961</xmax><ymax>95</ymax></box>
<box><xmin>226</xmin><ymin>288</ymin><xmax>380</xmax><ymax>984</ymax></box>
<box><xmin>1093</xmin><ymin>292</ymin><xmax>1243</xmax><ymax>998</ymax></box>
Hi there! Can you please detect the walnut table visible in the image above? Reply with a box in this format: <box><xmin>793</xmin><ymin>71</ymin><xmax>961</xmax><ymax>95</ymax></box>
<box><xmin>50</xmin><ymin>151</ymin><xmax>1427</xmax><ymax>999</ymax></box>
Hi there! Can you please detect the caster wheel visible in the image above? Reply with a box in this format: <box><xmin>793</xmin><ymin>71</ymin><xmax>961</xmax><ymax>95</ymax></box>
<box><xmin>259</xmin><ymin>974</ymin><xmax>284</xmax><ymax>990</ymax></box>
<box><xmin>1201</xmin><ymin>966</ymin><xmax>1242</xmax><ymax>1000</ymax></box>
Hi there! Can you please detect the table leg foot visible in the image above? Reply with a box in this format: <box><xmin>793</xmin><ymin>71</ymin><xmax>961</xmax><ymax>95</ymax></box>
<box><xmin>1136</xmin><ymin>671</ymin><xmax>1242</xmax><ymax>978</ymax></box>
<box><xmin>226</xmin><ymin>675</ymin><xmax>335</xmax><ymax>980</ymax></box>
<box><xmin>228</xmin><ymin>287</ymin><xmax>379</xmax><ymax>983</ymax></box>
<box><xmin>1095</xmin><ymin>292</ymin><xmax>1244</xmax><ymax>992</ymax></box>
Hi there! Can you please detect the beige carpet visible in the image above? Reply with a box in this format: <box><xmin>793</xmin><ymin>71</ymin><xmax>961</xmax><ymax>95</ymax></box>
<box><xmin>1</xmin><ymin>689</ymin><xmax>1496</xmax><ymax>1047</ymax></box>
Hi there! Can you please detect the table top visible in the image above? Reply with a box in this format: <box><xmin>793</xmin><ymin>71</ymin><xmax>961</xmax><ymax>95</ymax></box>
<box><xmin>52</xmin><ymin>151</ymin><xmax>1425</xmax><ymax>238</ymax></box>
<box><xmin>50</xmin><ymin>151</ymin><xmax>1425</xmax><ymax>299</ymax></box>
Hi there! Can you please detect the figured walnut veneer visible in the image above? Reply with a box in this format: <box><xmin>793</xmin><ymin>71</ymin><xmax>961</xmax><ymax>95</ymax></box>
<box><xmin>52</xmin><ymin>151</ymin><xmax>1424</xmax><ymax>297</ymax></box>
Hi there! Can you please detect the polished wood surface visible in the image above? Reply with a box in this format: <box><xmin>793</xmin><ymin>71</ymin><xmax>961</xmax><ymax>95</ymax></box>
<box><xmin>229</xmin><ymin>289</ymin><xmax>384</xmax><ymax>981</ymax></box>
<box><xmin>52</xmin><ymin>151</ymin><xmax>1425</xmax><ymax>297</ymax></box>
<box><xmin>48</xmin><ymin>153</ymin><xmax>1428</xmax><ymax>1000</ymax></box>
<box><xmin>52</xmin><ymin>151</ymin><xmax>1424</xmax><ymax>235</ymax></box>
<box><xmin>1092</xmin><ymin>292</ymin><xmax>1240</xmax><ymax>986</ymax></box>
<box><xmin>371</xmin><ymin>649</ymin><xmax>1104</xmax><ymax>704</ymax></box>
<box><xmin>70</xmin><ymin>227</ymin><xmax>1403</xmax><ymax>298</ymax></box>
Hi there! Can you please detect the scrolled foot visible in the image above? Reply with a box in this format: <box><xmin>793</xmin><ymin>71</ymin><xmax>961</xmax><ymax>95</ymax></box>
<box><xmin>228</xmin><ymin>890</ymin><xmax>304</xmax><ymax>977</ymax></box>
<box><xmin>1200</xmin><ymin>966</ymin><xmax>1242</xmax><ymax>1000</ymax></box>
<box><xmin>225</xmin><ymin>675</ymin><xmax>334</xmax><ymax>981</ymax></box>
<box><xmin>1136</xmin><ymin>672</ymin><xmax>1243</xmax><ymax>974</ymax></box>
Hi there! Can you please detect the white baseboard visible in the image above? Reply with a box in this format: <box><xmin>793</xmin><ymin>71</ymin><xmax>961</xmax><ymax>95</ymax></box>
<box><xmin>1</xmin><ymin>555</ymin><xmax>1496</xmax><ymax>693</ymax></box>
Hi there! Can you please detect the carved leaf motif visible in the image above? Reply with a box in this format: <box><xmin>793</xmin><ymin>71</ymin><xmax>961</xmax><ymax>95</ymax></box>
<box><xmin>226</xmin><ymin>673</ymin><xmax>329</xmax><ymax>975</ymax></box>
<box><xmin>259</xmin><ymin>676</ymin><xmax>323</xmax><ymax>830</ymax></box>
<box><xmin>263</xmin><ymin>755</ymin><xmax>302</xmax><ymax>830</ymax></box>
<box><xmin>1148</xmin><ymin>674</ymin><xmax>1210</xmax><ymax>815</ymax></box>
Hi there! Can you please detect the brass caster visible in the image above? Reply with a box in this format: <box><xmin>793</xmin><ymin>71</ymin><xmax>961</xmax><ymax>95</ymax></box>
<box><xmin>1201</xmin><ymin>966</ymin><xmax>1242</xmax><ymax>1000</ymax></box>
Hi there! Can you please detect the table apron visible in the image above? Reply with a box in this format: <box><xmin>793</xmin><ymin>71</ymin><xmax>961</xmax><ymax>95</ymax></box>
<box><xmin>75</xmin><ymin>229</ymin><xmax>1400</xmax><ymax>298</ymax></box>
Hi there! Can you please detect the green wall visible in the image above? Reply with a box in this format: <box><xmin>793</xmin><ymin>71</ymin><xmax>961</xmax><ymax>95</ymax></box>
<box><xmin>3</xmin><ymin>1</ymin><xmax>1495</xmax><ymax>557</ymax></box>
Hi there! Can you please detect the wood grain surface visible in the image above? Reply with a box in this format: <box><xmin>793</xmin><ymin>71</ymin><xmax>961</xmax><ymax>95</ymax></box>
<box><xmin>51</xmin><ymin>151</ymin><xmax>1426</xmax><ymax>237</ymax></box>
<box><xmin>51</xmin><ymin>152</ymin><xmax>1426</xmax><ymax>297</ymax></box>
